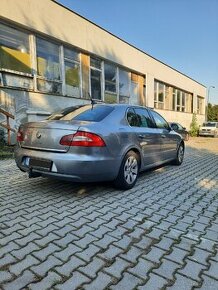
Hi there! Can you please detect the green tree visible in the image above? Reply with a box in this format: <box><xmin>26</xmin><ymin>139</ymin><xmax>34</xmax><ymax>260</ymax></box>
<box><xmin>189</xmin><ymin>113</ymin><xmax>199</xmax><ymax>137</ymax></box>
<box><xmin>207</xmin><ymin>103</ymin><xmax>218</xmax><ymax>121</ymax></box>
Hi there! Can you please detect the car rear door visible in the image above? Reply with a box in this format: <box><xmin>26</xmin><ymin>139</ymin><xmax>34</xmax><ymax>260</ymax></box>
<box><xmin>149</xmin><ymin>110</ymin><xmax>178</xmax><ymax>161</ymax></box>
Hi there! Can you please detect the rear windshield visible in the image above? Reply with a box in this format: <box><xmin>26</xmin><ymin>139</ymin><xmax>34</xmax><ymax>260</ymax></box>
<box><xmin>203</xmin><ymin>122</ymin><xmax>216</xmax><ymax>127</ymax></box>
<box><xmin>47</xmin><ymin>105</ymin><xmax>114</xmax><ymax>122</ymax></box>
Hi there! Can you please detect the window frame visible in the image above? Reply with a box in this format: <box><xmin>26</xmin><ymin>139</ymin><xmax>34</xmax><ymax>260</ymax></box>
<box><xmin>89</xmin><ymin>56</ymin><xmax>103</xmax><ymax>100</ymax></box>
<box><xmin>63</xmin><ymin>46</ymin><xmax>82</xmax><ymax>98</ymax></box>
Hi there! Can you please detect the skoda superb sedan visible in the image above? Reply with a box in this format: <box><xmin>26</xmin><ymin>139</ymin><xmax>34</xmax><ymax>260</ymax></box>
<box><xmin>15</xmin><ymin>104</ymin><xmax>185</xmax><ymax>189</ymax></box>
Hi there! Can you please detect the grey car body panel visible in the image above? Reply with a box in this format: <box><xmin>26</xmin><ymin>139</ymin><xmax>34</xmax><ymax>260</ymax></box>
<box><xmin>15</xmin><ymin>104</ymin><xmax>183</xmax><ymax>183</ymax></box>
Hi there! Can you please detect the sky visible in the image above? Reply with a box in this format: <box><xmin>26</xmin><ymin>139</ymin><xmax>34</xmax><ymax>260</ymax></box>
<box><xmin>56</xmin><ymin>0</ymin><xmax>218</xmax><ymax>104</ymax></box>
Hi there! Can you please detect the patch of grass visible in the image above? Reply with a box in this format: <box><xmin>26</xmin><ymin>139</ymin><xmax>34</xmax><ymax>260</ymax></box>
<box><xmin>0</xmin><ymin>145</ymin><xmax>14</xmax><ymax>159</ymax></box>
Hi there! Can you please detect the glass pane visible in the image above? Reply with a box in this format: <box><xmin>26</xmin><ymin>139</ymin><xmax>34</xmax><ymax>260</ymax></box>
<box><xmin>64</xmin><ymin>47</ymin><xmax>79</xmax><ymax>61</ymax></box>
<box><xmin>134</xmin><ymin>108</ymin><xmax>154</xmax><ymax>128</ymax></box>
<box><xmin>131</xmin><ymin>81</ymin><xmax>139</xmax><ymax>105</ymax></box>
<box><xmin>150</xmin><ymin>110</ymin><xmax>169</xmax><ymax>129</ymax></box>
<box><xmin>182</xmin><ymin>92</ymin><xmax>185</xmax><ymax>106</ymax></box>
<box><xmin>177</xmin><ymin>90</ymin><xmax>181</xmax><ymax>105</ymax></box>
<box><xmin>90</xmin><ymin>57</ymin><xmax>101</xmax><ymax>69</ymax></box>
<box><xmin>36</xmin><ymin>38</ymin><xmax>60</xmax><ymax>80</ymax></box>
<box><xmin>2</xmin><ymin>73</ymin><xmax>33</xmax><ymax>89</ymax></box>
<box><xmin>105</xmin><ymin>63</ymin><xmax>116</xmax><ymax>92</ymax></box>
<box><xmin>91</xmin><ymin>69</ymin><xmax>101</xmax><ymax>100</ymax></box>
<box><xmin>104</xmin><ymin>93</ymin><xmax>117</xmax><ymax>103</ymax></box>
<box><xmin>65</xmin><ymin>61</ymin><xmax>80</xmax><ymax>97</ymax></box>
<box><xmin>119</xmin><ymin>95</ymin><xmax>129</xmax><ymax>104</ymax></box>
<box><xmin>158</xmin><ymin>83</ymin><xmax>164</xmax><ymax>102</ymax></box>
<box><xmin>154</xmin><ymin>81</ymin><xmax>157</xmax><ymax>101</ymax></box>
<box><xmin>0</xmin><ymin>23</ymin><xmax>31</xmax><ymax>73</ymax></box>
<box><xmin>37</xmin><ymin>79</ymin><xmax>61</xmax><ymax>94</ymax></box>
<box><xmin>65</xmin><ymin>61</ymin><xmax>80</xmax><ymax>86</ymax></box>
<box><xmin>119</xmin><ymin>69</ymin><xmax>129</xmax><ymax>96</ymax></box>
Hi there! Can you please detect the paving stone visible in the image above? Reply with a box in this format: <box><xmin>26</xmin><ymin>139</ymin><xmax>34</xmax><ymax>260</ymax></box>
<box><xmin>32</xmin><ymin>243</ymin><xmax>61</xmax><ymax>261</ymax></box>
<box><xmin>197</xmin><ymin>238</ymin><xmax>216</xmax><ymax>252</ymax></box>
<box><xmin>10</xmin><ymin>255</ymin><xmax>40</xmax><ymax>275</ymax></box>
<box><xmin>28</xmin><ymin>271</ymin><xmax>62</xmax><ymax>290</ymax></box>
<box><xmin>142</xmin><ymin>246</ymin><xmax>166</xmax><ymax>264</ymax></box>
<box><xmin>74</xmin><ymin>234</ymin><xmax>98</xmax><ymax>249</ymax></box>
<box><xmin>167</xmin><ymin>273</ymin><xmax>198</xmax><ymax>289</ymax></box>
<box><xmin>203</xmin><ymin>260</ymin><xmax>218</xmax><ymax>279</ymax></box>
<box><xmin>153</xmin><ymin>258</ymin><xmax>181</xmax><ymax>281</ymax></box>
<box><xmin>31</xmin><ymin>256</ymin><xmax>63</xmax><ymax>276</ymax></box>
<box><xmin>112</xmin><ymin>235</ymin><xmax>133</xmax><ymax>250</ymax></box>
<box><xmin>78</xmin><ymin>257</ymin><xmax>105</xmax><ymax>278</ymax></box>
<box><xmin>15</xmin><ymin>232</ymin><xmax>42</xmax><ymax>247</ymax></box>
<box><xmin>11</xmin><ymin>242</ymin><xmax>40</xmax><ymax>260</ymax></box>
<box><xmin>110</xmin><ymin>272</ymin><xmax>143</xmax><ymax>290</ymax></box>
<box><xmin>54</xmin><ymin>243</ymin><xmax>82</xmax><ymax>261</ymax></box>
<box><xmin>53</xmin><ymin>233</ymin><xmax>80</xmax><ymax>248</ymax></box>
<box><xmin>189</xmin><ymin>247</ymin><xmax>211</xmax><ymax>266</ymax></box>
<box><xmin>3</xmin><ymin>270</ymin><xmax>37</xmax><ymax>290</ymax></box>
<box><xmin>178</xmin><ymin>259</ymin><xmax>207</xmax><ymax>282</ymax></box>
<box><xmin>165</xmin><ymin>247</ymin><xmax>188</xmax><ymax>265</ymax></box>
<box><xmin>120</xmin><ymin>246</ymin><xmax>143</xmax><ymax>263</ymax></box>
<box><xmin>94</xmin><ymin>235</ymin><xmax>118</xmax><ymax>249</ymax></box>
<box><xmin>200</xmin><ymin>274</ymin><xmax>218</xmax><ymax>290</ymax></box>
<box><xmin>155</xmin><ymin>236</ymin><xmax>174</xmax><ymax>251</ymax></box>
<box><xmin>0</xmin><ymin>242</ymin><xmax>20</xmax><ymax>259</ymax></box>
<box><xmin>55</xmin><ymin>271</ymin><xmax>91</xmax><ymax>290</ymax></box>
<box><xmin>76</xmin><ymin>244</ymin><xmax>101</xmax><ymax>261</ymax></box>
<box><xmin>128</xmin><ymin>258</ymin><xmax>155</xmax><ymax>280</ymax></box>
<box><xmin>0</xmin><ymin>254</ymin><xmax>19</xmax><ymax>270</ymax></box>
<box><xmin>0</xmin><ymin>271</ymin><xmax>13</xmax><ymax>284</ymax></box>
<box><xmin>98</xmin><ymin>244</ymin><xmax>124</xmax><ymax>261</ymax></box>
<box><xmin>55</xmin><ymin>256</ymin><xmax>86</xmax><ymax>276</ymax></box>
<box><xmin>138</xmin><ymin>272</ymin><xmax>168</xmax><ymax>290</ymax></box>
<box><xmin>34</xmin><ymin>233</ymin><xmax>60</xmax><ymax>247</ymax></box>
<box><xmin>104</xmin><ymin>257</ymin><xmax>131</xmax><ymax>279</ymax></box>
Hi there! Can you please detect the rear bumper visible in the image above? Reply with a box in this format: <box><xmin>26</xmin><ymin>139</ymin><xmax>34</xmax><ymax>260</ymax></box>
<box><xmin>15</xmin><ymin>147</ymin><xmax>121</xmax><ymax>183</ymax></box>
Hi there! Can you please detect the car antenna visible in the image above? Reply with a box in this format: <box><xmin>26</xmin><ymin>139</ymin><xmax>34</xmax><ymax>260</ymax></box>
<box><xmin>88</xmin><ymin>93</ymin><xmax>96</xmax><ymax>110</ymax></box>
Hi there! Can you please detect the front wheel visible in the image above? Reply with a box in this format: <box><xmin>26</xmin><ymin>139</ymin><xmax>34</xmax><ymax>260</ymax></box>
<box><xmin>114</xmin><ymin>151</ymin><xmax>140</xmax><ymax>190</ymax></box>
<box><xmin>172</xmin><ymin>143</ymin><xmax>184</xmax><ymax>165</ymax></box>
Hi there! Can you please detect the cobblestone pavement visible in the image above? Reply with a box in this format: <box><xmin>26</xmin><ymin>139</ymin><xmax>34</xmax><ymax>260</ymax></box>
<box><xmin>0</xmin><ymin>143</ymin><xmax>217</xmax><ymax>290</ymax></box>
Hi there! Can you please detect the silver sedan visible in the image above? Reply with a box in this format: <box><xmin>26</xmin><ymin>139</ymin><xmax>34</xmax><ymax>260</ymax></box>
<box><xmin>15</xmin><ymin>104</ymin><xmax>184</xmax><ymax>189</ymax></box>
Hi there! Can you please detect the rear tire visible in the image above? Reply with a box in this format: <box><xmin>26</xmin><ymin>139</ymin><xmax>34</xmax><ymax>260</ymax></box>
<box><xmin>114</xmin><ymin>150</ymin><xmax>140</xmax><ymax>190</ymax></box>
<box><xmin>172</xmin><ymin>143</ymin><xmax>184</xmax><ymax>165</ymax></box>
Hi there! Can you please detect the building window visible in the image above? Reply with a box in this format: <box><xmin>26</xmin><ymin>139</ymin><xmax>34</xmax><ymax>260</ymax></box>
<box><xmin>36</xmin><ymin>37</ymin><xmax>61</xmax><ymax>93</ymax></box>
<box><xmin>104</xmin><ymin>63</ymin><xmax>117</xmax><ymax>93</ymax></box>
<box><xmin>197</xmin><ymin>96</ymin><xmax>204</xmax><ymax>114</ymax></box>
<box><xmin>175</xmin><ymin>89</ymin><xmax>185</xmax><ymax>112</ymax></box>
<box><xmin>0</xmin><ymin>23</ymin><xmax>31</xmax><ymax>74</ymax></box>
<box><xmin>119</xmin><ymin>69</ymin><xmax>130</xmax><ymax>104</ymax></box>
<box><xmin>154</xmin><ymin>80</ymin><xmax>164</xmax><ymax>109</ymax></box>
<box><xmin>64</xmin><ymin>47</ymin><xmax>80</xmax><ymax>97</ymax></box>
<box><xmin>90</xmin><ymin>57</ymin><xmax>102</xmax><ymax>100</ymax></box>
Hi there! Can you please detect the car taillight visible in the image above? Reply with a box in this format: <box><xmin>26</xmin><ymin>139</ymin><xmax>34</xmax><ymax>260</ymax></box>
<box><xmin>17</xmin><ymin>127</ymin><xmax>24</xmax><ymax>142</ymax></box>
<box><xmin>60</xmin><ymin>131</ymin><xmax>106</xmax><ymax>147</ymax></box>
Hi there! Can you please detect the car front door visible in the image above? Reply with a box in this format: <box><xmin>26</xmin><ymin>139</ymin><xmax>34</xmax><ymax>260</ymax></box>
<box><xmin>149</xmin><ymin>110</ymin><xmax>178</xmax><ymax>161</ymax></box>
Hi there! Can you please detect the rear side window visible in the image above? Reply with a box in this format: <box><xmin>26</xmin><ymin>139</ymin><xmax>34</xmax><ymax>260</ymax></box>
<box><xmin>127</xmin><ymin>108</ymin><xmax>154</xmax><ymax>128</ymax></box>
<box><xmin>60</xmin><ymin>105</ymin><xmax>114</xmax><ymax>122</ymax></box>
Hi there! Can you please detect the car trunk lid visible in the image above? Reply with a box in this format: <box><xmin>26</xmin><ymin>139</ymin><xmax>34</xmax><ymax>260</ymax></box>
<box><xmin>20</xmin><ymin>120</ymin><xmax>89</xmax><ymax>152</ymax></box>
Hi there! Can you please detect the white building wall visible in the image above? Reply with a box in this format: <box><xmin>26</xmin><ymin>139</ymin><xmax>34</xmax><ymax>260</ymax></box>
<box><xmin>0</xmin><ymin>0</ymin><xmax>206</xmax><ymax>141</ymax></box>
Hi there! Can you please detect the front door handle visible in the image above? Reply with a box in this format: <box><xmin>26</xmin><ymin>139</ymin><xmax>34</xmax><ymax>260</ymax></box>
<box><xmin>138</xmin><ymin>134</ymin><xmax>144</xmax><ymax>139</ymax></box>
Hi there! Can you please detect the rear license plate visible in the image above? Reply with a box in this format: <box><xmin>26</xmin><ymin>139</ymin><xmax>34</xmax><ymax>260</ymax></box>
<box><xmin>29</xmin><ymin>158</ymin><xmax>52</xmax><ymax>171</ymax></box>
